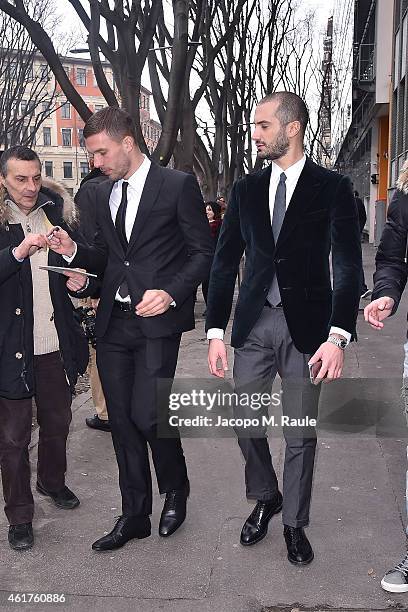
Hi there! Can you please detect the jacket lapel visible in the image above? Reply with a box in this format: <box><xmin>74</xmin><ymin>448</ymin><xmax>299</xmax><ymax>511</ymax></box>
<box><xmin>276</xmin><ymin>157</ymin><xmax>324</xmax><ymax>250</ymax></box>
<box><xmin>252</xmin><ymin>165</ymin><xmax>276</xmax><ymax>252</ymax></box>
<box><xmin>126</xmin><ymin>162</ymin><xmax>164</xmax><ymax>253</ymax></box>
<box><xmin>96</xmin><ymin>179</ymin><xmax>124</xmax><ymax>253</ymax></box>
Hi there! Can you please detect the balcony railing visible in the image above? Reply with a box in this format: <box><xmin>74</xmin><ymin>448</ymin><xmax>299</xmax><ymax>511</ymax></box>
<box><xmin>354</xmin><ymin>43</ymin><xmax>376</xmax><ymax>85</ymax></box>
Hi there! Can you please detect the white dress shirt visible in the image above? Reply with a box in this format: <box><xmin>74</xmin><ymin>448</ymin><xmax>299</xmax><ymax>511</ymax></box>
<box><xmin>111</xmin><ymin>156</ymin><xmax>151</xmax><ymax>302</ymax></box>
<box><xmin>64</xmin><ymin>156</ymin><xmax>152</xmax><ymax>302</ymax></box>
<box><xmin>207</xmin><ymin>154</ymin><xmax>351</xmax><ymax>345</ymax></box>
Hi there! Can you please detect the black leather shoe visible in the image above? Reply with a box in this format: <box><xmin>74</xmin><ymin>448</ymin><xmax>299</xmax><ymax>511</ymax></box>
<box><xmin>8</xmin><ymin>523</ymin><xmax>34</xmax><ymax>551</ymax></box>
<box><xmin>283</xmin><ymin>525</ymin><xmax>314</xmax><ymax>565</ymax></box>
<box><xmin>92</xmin><ymin>515</ymin><xmax>151</xmax><ymax>551</ymax></box>
<box><xmin>86</xmin><ymin>414</ymin><xmax>111</xmax><ymax>432</ymax></box>
<box><xmin>159</xmin><ymin>481</ymin><xmax>190</xmax><ymax>537</ymax></box>
<box><xmin>36</xmin><ymin>483</ymin><xmax>80</xmax><ymax>509</ymax></box>
<box><xmin>240</xmin><ymin>492</ymin><xmax>283</xmax><ymax>546</ymax></box>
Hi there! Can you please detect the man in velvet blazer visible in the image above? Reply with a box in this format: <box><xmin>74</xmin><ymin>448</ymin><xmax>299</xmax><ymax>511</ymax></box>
<box><xmin>48</xmin><ymin>108</ymin><xmax>214</xmax><ymax>552</ymax></box>
<box><xmin>206</xmin><ymin>92</ymin><xmax>361</xmax><ymax>565</ymax></box>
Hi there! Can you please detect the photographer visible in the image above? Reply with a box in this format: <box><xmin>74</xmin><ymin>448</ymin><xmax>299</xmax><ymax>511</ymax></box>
<box><xmin>75</xmin><ymin>166</ymin><xmax>110</xmax><ymax>432</ymax></box>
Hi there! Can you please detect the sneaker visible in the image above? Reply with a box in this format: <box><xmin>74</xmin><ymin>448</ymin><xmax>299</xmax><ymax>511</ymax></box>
<box><xmin>8</xmin><ymin>523</ymin><xmax>34</xmax><ymax>551</ymax></box>
<box><xmin>381</xmin><ymin>552</ymin><xmax>408</xmax><ymax>592</ymax></box>
<box><xmin>360</xmin><ymin>289</ymin><xmax>372</xmax><ymax>299</ymax></box>
<box><xmin>36</xmin><ymin>482</ymin><xmax>80</xmax><ymax>509</ymax></box>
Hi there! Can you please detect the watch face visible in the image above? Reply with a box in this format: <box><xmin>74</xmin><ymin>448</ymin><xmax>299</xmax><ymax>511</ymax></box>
<box><xmin>340</xmin><ymin>339</ymin><xmax>347</xmax><ymax>349</ymax></box>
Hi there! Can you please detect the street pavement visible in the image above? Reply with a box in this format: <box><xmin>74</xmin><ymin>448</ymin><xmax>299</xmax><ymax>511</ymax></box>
<box><xmin>1</xmin><ymin>241</ymin><xmax>408</xmax><ymax>612</ymax></box>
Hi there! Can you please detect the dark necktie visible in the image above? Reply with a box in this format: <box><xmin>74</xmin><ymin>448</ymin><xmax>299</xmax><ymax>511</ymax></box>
<box><xmin>115</xmin><ymin>181</ymin><xmax>130</xmax><ymax>299</ymax></box>
<box><xmin>267</xmin><ymin>172</ymin><xmax>287</xmax><ymax>306</ymax></box>
<box><xmin>115</xmin><ymin>181</ymin><xmax>129</xmax><ymax>252</ymax></box>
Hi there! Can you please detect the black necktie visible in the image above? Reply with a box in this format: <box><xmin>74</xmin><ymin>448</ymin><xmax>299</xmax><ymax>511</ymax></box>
<box><xmin>115</xmin><ymin>181</ymin><xmax>129</xmax><ymax>299</ymax></box>
<box><xmin>115</xmin><ymin>181</ymin><xmax>129</xmax><ymax>252</ymax></box>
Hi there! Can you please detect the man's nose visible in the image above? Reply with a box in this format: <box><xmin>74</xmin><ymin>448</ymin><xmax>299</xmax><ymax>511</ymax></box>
<box><xmin>26</xmin><ymin>178</ymin><xmax>37</xmax><ymax>191</ymax></box>
<box><xmin>93</xmin><ymin>155</ymin><xmax>102</xmax><ymax>168</ymax></box>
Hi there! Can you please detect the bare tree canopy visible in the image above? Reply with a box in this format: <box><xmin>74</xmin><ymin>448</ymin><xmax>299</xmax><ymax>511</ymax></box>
<box><xmin>0</xmin><ymin>0</ymin><xmax>330</xmax><ymax>197</ymax></box>
<box><xmin>0</xmin><ymin>0</ymin><xmax>59</xmax><ymax>148</ymax></box>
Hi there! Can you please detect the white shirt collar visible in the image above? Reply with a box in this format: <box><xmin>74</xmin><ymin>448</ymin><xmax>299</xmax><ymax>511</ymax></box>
<box><xmin>271</xmin><ymin>154</ymin><xmax>306</xmax><ymax>183</ymax></box>
<box><xmin>118</xmin><ymin>155</ymin><xmax>151</xmax><ymax>189</ymax></box>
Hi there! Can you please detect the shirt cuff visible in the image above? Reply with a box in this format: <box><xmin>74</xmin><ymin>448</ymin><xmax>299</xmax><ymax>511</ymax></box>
<box><xmin>62</xmin><ymin>242</ymin><xmax>77</xmax><ymax>263</ymax></box>
<box><xmin>329</xmin><ymin>327</ymin><xmax>351</xmax><ymax>345</ymax></box>
<box><xmin>12</xmin><ymin>247</ymin><xmax>25</xmax><ymax>263</ymax></box>
<box><xmin>75</xmin><ymin>277</ymin><xmax>90</xmax><ymax>293</ymax></box>
<box><xmin>170</xmin><ymin>300</ymin><xmax>176</xmax><ymax>307</ymax></box>
<box><xmin>207</xmin><ymin>328</ymin><xmax>224</xmax><ymax>340</ymax></box>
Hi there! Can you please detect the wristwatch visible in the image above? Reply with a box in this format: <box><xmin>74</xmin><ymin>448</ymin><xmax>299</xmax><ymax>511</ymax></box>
<box><xmin>327</xmin><ymin>335</ymin><xmax>347</xmax><ymax>350</ymax></box>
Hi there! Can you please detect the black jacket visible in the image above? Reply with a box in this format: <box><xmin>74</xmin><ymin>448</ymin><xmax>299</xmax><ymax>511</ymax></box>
<box><xmin>205</xmin><ymin>157</ymin><xmax>362</xmax><ymax>354</ymax></box>
<box><xmin>71</xmin><ymin>162</ymin><xmax>214</xmax><ymax>339</ymax></box>
<box><xmin>372</xmin><ymin>188</ymin><xmax>408</xmax><ymax>315</ymax></box>
<box><xmin>0</xmin><ymin>181</ymin><xmax>89</xmax><ymax>399</ymax></box>
<box><xmin>75</xmin><ymin>172</ymin><xmax>109</xmax><ymax>245</ymax></box>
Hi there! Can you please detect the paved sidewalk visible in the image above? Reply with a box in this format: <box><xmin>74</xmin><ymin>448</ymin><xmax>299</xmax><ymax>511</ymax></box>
<box><xmin>1</xmin><ymin>242</ymin><xmax>408</xmax><ymax>611</ymax></box>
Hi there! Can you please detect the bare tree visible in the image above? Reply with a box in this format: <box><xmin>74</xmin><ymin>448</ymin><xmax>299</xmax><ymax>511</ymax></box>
<box><xmin>0</xmin><ymin>0</ymin><xmax>193</xmax><ymax>165</ymax></box>
<box><xmin>0</xmin><ymin>1</ymin><xmax>58</xmax><ymax>148</ymax></box>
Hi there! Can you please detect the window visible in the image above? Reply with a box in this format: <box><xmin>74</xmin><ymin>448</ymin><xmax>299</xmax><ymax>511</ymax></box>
<box><xmin>44</xmin><ymin>161</ymin><xmax>53</xmax><ymax>177</ymax></box>
<box><xmin>78</xmin><ymin>128</ymin><xmax>85</xmax><ymax>148</ymax></box>
<box><xmin>80</xmin><ymin>161</ymin><xmax>89</xmax><ymax>178</ymax></box>
<box><xmin>61</xmin><ymin>101</ymin><xmax>71</xmax><ymax>119</ymax></box>
<box><xmin>29</xmin><ymin>126</ymin><xmax>36</xmax><ymax>142</ymax></box>
<box><xmin>94</xmin><ymin>104</ymin><xmax>104</xmax><ymax>112</ymax></box>
<box><xmin>41</xmin><ymin>101</ymin><xmax>50</xmax><ymax>115</ymax></box>
<box><xmin>39</xmin><ymin>64</ymin><xmax>50</xmax><ymax>81</ymax></box>
<box><xmin>43</xmin><ymin>126</ymin><xmax>51</xmax><ymax>146</ymax></box>
<box><xmin>63</xmin><ymin>161</ymin><xmax>73</xmax><ymax>179</ymax></box>
<box><xmin>62</xmin><ymin>128</ymin><xmax>72</xmax><ymax>147</ymax></box>
<box><xmin>20</xmin><ymin>100</ymin><xmax>28</xmax><ymax>116</ymax></box>
<box><xmin>76</xmin><ymin>67</ymin><xmax>87</xmax><ymax>86</ymax></box>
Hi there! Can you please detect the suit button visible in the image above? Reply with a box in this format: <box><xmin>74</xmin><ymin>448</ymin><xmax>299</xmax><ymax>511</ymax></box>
<box><xmin>124</xmin><ymin>261</ymin><xmax>130</xmax><ymax>266</ymax></box>
<box><xmin>15</xmin><ymin>352</ymin><xmax>22</xmax><ymax>359</ymax></box>
<box><xmin>15</xmin><ymin>308</ymin><xmax>22</xmax><ymax>315</ymax></box>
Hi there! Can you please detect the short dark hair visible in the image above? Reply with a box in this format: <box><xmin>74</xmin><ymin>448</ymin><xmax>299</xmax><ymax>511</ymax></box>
<box><xmin>0</xmin><ymin>145</ymin><xmax>41</xmax><ymax>177</ymax></box>
<box><xmin>83</xmin><ymin>107</ymin><xmax>138</xmax><ymax>143</ymax></box>
<box><xmin>259</xmin><ymin>91</ymin><xmax>309</xmax><ymax>136</ymax></box>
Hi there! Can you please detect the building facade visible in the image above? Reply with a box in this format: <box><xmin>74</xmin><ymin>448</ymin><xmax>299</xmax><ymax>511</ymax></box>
<box><xmin>331</xmin><ymin>0</ymin><xmax>393</xmax><ymax>242</ymax></box>
<box><xmin>28</xmin><ymin>55</ymin><xmax>161</xmax><ymax>194</ymax></box>
<box><xmin>389</xmin><ymin>0</ymin><xmax>408</xmax><ymax>191</ymax></box>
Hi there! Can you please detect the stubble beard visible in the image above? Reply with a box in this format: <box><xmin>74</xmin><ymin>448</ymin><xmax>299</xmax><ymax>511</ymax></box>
<box><xmin>257</xmin><ymin>128</ymin><xmax>290</xmax><ymax>161</ymax></box>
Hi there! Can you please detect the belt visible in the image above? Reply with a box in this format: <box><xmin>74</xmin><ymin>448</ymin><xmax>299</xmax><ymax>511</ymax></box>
<box><xmin>113</xmin><ymin>301</ymin><xmax>133</xmax><ymax>312</ymax></box>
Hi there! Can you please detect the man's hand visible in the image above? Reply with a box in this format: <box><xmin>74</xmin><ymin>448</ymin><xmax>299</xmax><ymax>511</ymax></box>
<box><xmin>63</xmin><ymin>270</ymin><xmax>87</xmax><ymax>292</ymax></box>
<box><xmin>308</xmin><ymin>341</ymin><xmax>345</xmax><ymax>384</ymax></box>
<box><xmin>136</xmin><ymin>290</ymin><xmax>173</xmax><ymax>317</ymax></box>
<box><xmin>46</xmin><ymin>227</ymin><xmax>76</xmax><ymax>257</ymax></box>
<box><xmin>208</xmin><ymin>339</ymin><xmax>229</xmax><ymax>378</ymax></box>
<box><xmin>364</xmin><ymin>296</ymin><xmax>395</xmax><ymax>330</ymax></box>
<box><xmin>14</xmin><ymin>233</ymin><xmax>48</xmax><ymax>260</ymax></box>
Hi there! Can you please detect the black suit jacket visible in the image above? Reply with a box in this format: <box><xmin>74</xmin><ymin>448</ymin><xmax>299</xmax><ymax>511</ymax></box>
<box><xmin>72</xmin><ymin>162</ymin><xmax>214</xmax><ymax>339</ymax></box>
<box><xmin>372</xmin><ymin>188</ymin><xmax>408</xmax><ymax>316</ymax></box>
<box><xmin>205</xmin><ymin>157</ymin><xmax>362</xmax><ymax>354</ymax></box>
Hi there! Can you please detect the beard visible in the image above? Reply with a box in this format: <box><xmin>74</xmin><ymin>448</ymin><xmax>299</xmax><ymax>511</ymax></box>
<box><xmin>256</xmin><ymin>127</ymin><xmax>290</xmax><ymax>161</ymax></box>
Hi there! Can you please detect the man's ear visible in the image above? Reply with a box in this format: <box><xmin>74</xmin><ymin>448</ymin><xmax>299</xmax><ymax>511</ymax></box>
<box><xmin>123</xmin><ymin>136</ymin><xmax>134</xmax><ymax>152</ymax></box>
<box><xmin>287</xmin><ymin>121</ymin><xmax>301</xmax><ymax>139</ymax></box>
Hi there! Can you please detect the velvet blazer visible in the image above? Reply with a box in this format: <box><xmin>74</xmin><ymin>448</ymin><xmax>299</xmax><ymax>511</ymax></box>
<box><xmin>205</xmin><ymin>157</ymin><xmax>362</xmax><ymax>354</ymax></box>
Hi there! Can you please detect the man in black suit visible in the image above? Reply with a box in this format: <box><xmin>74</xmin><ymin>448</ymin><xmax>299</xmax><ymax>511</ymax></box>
<box><xmin>206</xmin><ymin>92</ymin><xmax>361</xmax><ymax>565</ymax></box>
<box><xmin>48</xmin><ymin>108</ymin><xmax>213</xmax><ymax>551</ymax></box>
